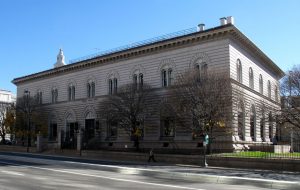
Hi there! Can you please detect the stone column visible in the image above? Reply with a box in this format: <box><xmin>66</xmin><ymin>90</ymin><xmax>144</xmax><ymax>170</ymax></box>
<box><xmin>244</xmin><ymin>113</ymin><xmax>252</xmax><ymax>142</ymax></box>
<box><xmin>255</xmin><ymin>117</ymin><xmax>262</xmax><ymax>142</ymax></box>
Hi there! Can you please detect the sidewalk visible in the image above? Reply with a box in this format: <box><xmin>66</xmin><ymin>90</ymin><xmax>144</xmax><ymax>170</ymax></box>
<box><xmin>1</xmin><ymin>149</ymin><xmax>300</xmax><ymax>190</ymax></box>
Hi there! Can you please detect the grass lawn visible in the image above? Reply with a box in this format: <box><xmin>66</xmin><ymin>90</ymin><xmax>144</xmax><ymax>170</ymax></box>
<box><xmin>219</xmin><ymin>151</ymin><xmax>300</xmax><ymax>158</ymax></box>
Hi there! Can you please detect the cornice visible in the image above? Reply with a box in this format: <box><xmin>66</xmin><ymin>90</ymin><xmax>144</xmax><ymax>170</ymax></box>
<box><xmin>12</xmin><ymin>24</ymin><xmax>284</xmax><ymax>85</ymax></box>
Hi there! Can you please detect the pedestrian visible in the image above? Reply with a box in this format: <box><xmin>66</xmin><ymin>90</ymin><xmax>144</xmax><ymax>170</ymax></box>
<box><xmin>148</xmin><ymin>148</ymin><xmax>156</xmax><ymax>162</ymax></box>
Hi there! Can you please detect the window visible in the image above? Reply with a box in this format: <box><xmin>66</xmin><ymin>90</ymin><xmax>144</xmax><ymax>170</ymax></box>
<box><xmin>133</xmin><ymin>74</ymin><xmax>138</xmax><ymax>89</ymax></box>
<box><xmin>52</xmin><ymin>88</ymin><xmax>58</xmax><ymax>103</ymax></box>
<box><xmin>68</xmin><ymin>84</ymin><xmax>75</xmax><ymax>101</ymax></box>
<box><xmin>108</xmin><ymin>78</ymin><xmax>118</xmax><ymax>95</ymax></box>
<box><xmin>108</xmin><ymin>79</ymin><xmax>113</xmax><ymax>95</ymax></box>
<box><xmin>267</xmin><ymin>80</ymin><xmax>271</xmax><ymax>98</ymax></box>
<box><xmin>249</xmin><ymin>67</ymin><xmax>254</xmax><ymax>89</ymax></box>
<box><xmin>37</xmin><ymin>91</ymin><xmax>42</xmax><ymax>104</ymax></box>
<box><xmin>259</xmin><ymin>74</ymin><xmax>263</xmax><ymax>94</ymax></box>
<box><xmin>87</xmin><ymin>81</ymin><xmax>95</xmax><ymax>98</ymax></box>
<box><xmin>168</xmin><ymin>69</ymin><xmax>173</xmax><ymax>86</ymax></box>
<box><xmin>160</xmin><ymin>117</ymin><xmax>175</xmax><ymax>137</ymax></box>
<box><xmin>195</xmin><ymin>58</ymin><xmax>207</xmax><ymax>78</ymax></box>
<box><xmin>107</xmin><ymin>121</ymin><xmax>118</xmax><ymax>138</ymax></box>
<box><xmin>133</xmin><ymin>73</ymin><xmax>144</xmax><ymax>89</ymax></box>
<box><xmin>49</xmin><ymin>123</ymin><xmax>57</xmax><ymax>141</ymax></box>
<box><xmin>275</xmin><ymin>86</ymin><xmax>279</xmax><ymax>102</ymax></box>
<box><xmin>139</xmin><ymin>73</ymin><xmax>143</xmax><ymax>88</ymax></box>
<box><xmin>161</xmin><ymin>68</ymin><xmax>173</xmax><ymax>87</ymax></box>
<box><xmin>236</xmin><ymin>59</ymin><xmax>242</xmax><ymax>83</ymax></box>
<box><xmin>162</xmin><ymin>69</ymin><xmax>167</xmax><ymax>87</ymax></box>
<box><xmin>113</xmin><ymin>78</ymin><xmax>118</xmax><ymax>94</ymax></box>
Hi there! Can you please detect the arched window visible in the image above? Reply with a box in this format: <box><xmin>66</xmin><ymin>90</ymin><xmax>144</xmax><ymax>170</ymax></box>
<box><xmin>108</xmin><ymin>78</ymin><xmax>118</xmax><ymax>95</ymax></box>
<box><xmin>249</xmin><ymin>67</ymin><xmax>254</xmax><ymax>89</ymax></box>
<box><xmin>132</xmin><ymin>72</ymin><xmax>144</xmax><ymax>89</ymax></box>
<box><xmin>250</xmin><ymin>105</ymin><xmax>256</xmax><ymax>141</ymax></box>
<box><xmin>236</xmin><ymin>59</ymin><xmax>242</xmax><ymax>83</ymax></box>
<box><xmin>87</xmin><ymin>81</ymin><xmax>95</xmax><ymax>98</ymax></box>
<box><xmin>238</xmin><ymin>101</ymin><xmax>245</xmax><ymax>141</ymax></box>
<box><xmin>195</xmin><ymin>58</ymin><xmax>207</xmax><ymax>78</ymax></box>
<box><xmin>259</xmin><ymin>74</ymin><xmax>263</xmax><ymax>94</ymax></box>
<box><xmin>267</xmin><ymin>80</ymin><xmax>271</xmax><ymax>98</ymax></box>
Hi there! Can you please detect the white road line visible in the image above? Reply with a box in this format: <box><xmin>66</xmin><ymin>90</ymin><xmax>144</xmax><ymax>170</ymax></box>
<box><xmin>1</xmin><ymin>170</ymin><xmax>24</xmax><ymax>176</ymax></box>
<box><xmin>63</xmin><ymin>160</ymin><xmax>299</xmax><ymax>185</ymax></box>
<box><xmin>0</xmin><ymin>160</ymin><xmax>204</xmax><ymax>190</ymax></box>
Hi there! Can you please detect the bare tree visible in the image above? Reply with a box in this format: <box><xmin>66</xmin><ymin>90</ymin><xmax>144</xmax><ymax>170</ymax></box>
<box><xmin>0</xmin><ymin>102</ymin><xmax>15</xmax><ymax>144</ymax></box>
<box><xmin>170</xmin><ymin>70</ymin><xmax>233</xmax><ymax>143</ymax></box>
<box><xmin>279</xmin><ymin>66</ymin><xmax>300</xmax><ymax>138</ymax></box>
<box><xmin>15</xmin><ymin>93</ymin><xmax>47</xmax><ymax>151</ymax></box>
<box><xmin>99</xmin><ymin>83</ymin><xmax>155</xmax><ymax>151</ymax></box>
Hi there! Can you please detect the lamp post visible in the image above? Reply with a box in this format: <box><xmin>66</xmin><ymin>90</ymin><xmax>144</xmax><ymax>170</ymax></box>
<box><xmin>24</xmin><ymin>90</ymin><xmax>31</xmax><ymax>153</ymax></box>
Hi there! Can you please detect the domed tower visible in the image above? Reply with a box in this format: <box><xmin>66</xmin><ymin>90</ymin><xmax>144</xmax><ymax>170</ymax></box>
<box><xmin>54</xmin><ymin>48</ymin><xmax>65</xmax><ymax>68</ymax></box>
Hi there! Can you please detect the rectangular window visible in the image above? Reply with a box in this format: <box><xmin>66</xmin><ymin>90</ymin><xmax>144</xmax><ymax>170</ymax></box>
<box><xmin>72</xmin><ymin>86</ymin><xmax>75</xmax><ymax>100</ymax></box>
<box><xmin>91</xmin><ymin>82</ymin><xmax>95</xmax><ymax>97</ymax></box>
<box><xmin>139</xmin><ymin>74</ymin><xmax>144</xmax><ymax>88</ymax></box>
<box><xmin>113</xmin><ymin>78</ymin><xmax>118</xmax><ymax>94</ymax></box>
<box><xmin>108</xmin><ymin>121</ymin><xmax>118</xmax><ymax>137</ymax></box>
<box><xmin>49</xmin><ymin>123</ymin><xmax>57</xmax><ymax>141</ymax></box>
<box><xmin>168</xmin><ymin>69</ymin><xmax>172</xmax><ymax>86</ymax></box>
<box><xmin>108</xmin><ymin>79</ymin><xmax>113</xmax><ymax>95</ymax></box>
<box><xmin>162</xmin><ymin>70</ymin><xmax>167</xmax><ymax>87</ymax></box>
<box><xmin>160</xmin><ymin>117</ymin><xmax>175</xmax><ymax>137</ymax></box>
<box><xmin>87</xmin><ymin>83</ymin><xmax>91</xmax><ymax>98</ymax></box>
<box><xmin>68</xmin><ymin>87</ymin><xmax>72</xmax><ymax>101</ymax></box>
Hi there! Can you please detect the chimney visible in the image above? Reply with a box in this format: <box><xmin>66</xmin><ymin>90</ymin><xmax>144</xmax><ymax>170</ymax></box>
<box><xmin>220</xmin><ymin>17</ymin><xmax>227</xmax><ymax>26</ymax></box>
<box><xmin>197</xmin><ymin>23</ymin><xmax>205</xmax><ymax>31</ymax></box>
<box><xmin>227</xmin><ymin>16</ymin><xmax>234</xmax><ymax>25</ymax></box>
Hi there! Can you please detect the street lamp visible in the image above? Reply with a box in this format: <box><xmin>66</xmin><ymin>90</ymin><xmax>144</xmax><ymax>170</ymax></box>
<box><xmin>24</xmin><ymin>90</ymin><xmax>31</xmax><ymax>153</ymax></box>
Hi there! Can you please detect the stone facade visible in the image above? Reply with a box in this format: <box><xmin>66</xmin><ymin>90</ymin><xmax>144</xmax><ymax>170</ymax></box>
<box><xmin>12</xmin><ymin>18</ymin><xmax>284</xmax><ymax>152</ymax></box>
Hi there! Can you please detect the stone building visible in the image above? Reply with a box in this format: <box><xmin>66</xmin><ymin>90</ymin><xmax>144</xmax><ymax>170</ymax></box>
<box><xmin>0</xmin><ymin>89</ymin><xmax>16</xmax><ymax>141</ymax></box>
<box><xmin>12</xmin><ymin>17</ymin><xmax>284</xmax><ymax>152</ymax></box>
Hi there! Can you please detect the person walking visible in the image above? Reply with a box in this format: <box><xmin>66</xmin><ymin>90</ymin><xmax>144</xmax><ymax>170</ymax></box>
<box><xmin>148</xmin><ymin>148</ymin><xmax>156</xmax><ymax>162</ymax></box>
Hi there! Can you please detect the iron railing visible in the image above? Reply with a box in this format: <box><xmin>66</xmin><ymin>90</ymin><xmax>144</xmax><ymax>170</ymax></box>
<box><xmin>69</xmin><ymin>27</ymin><xmax>198</xmax><ymax>64</ymax></box>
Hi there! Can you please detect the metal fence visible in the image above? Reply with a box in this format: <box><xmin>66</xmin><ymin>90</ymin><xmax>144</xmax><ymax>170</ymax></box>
<box><xmin>209</xmin><ymin>141</ymin><xmax>300</xmax><ymax>160</ymax></box>
<box><xmin>69</xmin><ymin>27</ymin><xmax>198</xmax><ymax>64</ymax></box>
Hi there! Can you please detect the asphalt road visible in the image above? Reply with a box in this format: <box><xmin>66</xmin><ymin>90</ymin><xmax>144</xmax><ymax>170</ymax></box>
<box><xmin>0</xmin><ymin>153</ymin><xmax>276</xmax><ymax>190</ymax></box>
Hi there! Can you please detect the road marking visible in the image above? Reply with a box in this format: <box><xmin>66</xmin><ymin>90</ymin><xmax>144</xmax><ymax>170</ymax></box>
<box><xmin>0</xmin><ymin>160</ymin><xmax>204</xmax><ymax>190</ymax></box>
<box><xmin>63</xmin><ymin>161</ymin><xmax>299</xmax><ymax>185</ymax></box>
<box><xmin>1</xmin><ymin>170</ymin><xmax>24</xmax><ymax>176</ymax></box>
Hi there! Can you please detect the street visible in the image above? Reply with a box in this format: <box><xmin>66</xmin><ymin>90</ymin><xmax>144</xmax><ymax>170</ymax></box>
<box><xmin>0</xmin><ymin>152</ymin><xmax>280</xmax><ymax>190</ymax></box>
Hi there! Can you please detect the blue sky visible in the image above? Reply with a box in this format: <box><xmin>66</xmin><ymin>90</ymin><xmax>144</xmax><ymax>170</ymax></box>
<box><xmin>1</xmin><ymin>0</ymin><xmax>300</xmax><ymax>94</ymax></box>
